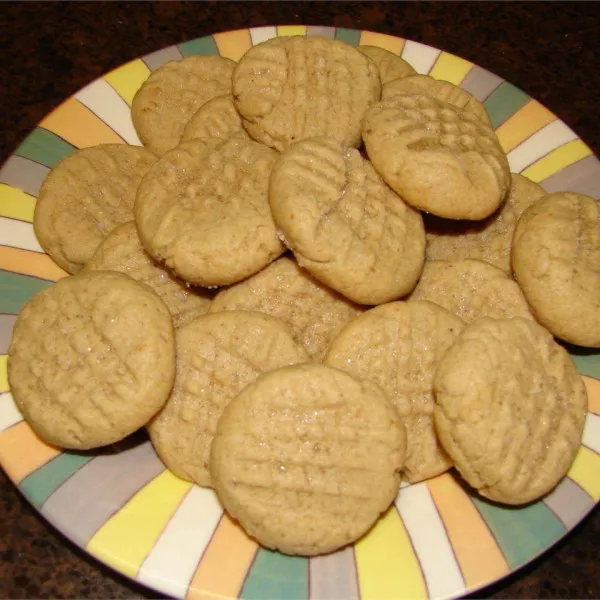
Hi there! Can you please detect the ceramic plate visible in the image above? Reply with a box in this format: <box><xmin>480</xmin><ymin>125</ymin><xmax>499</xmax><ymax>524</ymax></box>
<box><xmin>1</xmin><ymin>25</ymin><xmax>599</xmax><ymax>600</ymax></box>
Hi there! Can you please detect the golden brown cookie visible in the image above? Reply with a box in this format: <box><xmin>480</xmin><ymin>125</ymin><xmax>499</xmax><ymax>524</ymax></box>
<box><xmin>269</xmin><ymin>136</ymin><xmax>426</xmax><ymax>304</ymax></box>
<box><xmin>324</xmin><ymin>300</ymin><xmax>464</xmax><ymax>483</ymax></box>
<box><xmin>362</xmin><ymin>95</ymin><xmax>511</xmax><ymax>220</ymax></box>
<box><xmin>425</xmin><ymin>174</ymin><xmax>546</xmax><ymax>274</ymax></box>
<box><xmin>8</xmin><ymin>271</ymin><xmax>176</xmax><ymax>450</ymax></box>
<box><xmin>148</xmin><ymin>310</ymin><xmax>309</xmax><ymax>487</ymax></box>
<box><xmin>434</xmin><ymin>317</ymin><xmax>587</xmax><ymax>504</ymax></box>
<box><xmin>233</xmin><ymin>36</ymin><xmax>381</xmax><ymax>151</ymax></box>
<box><xmin>135</xmin><ymin>138</ymin><xmax>284</xmax><ymax>287</ymax></box>
<box><xmin>512</xmin><ymin>192</ymin><xmax>600</xmax><ymax>347</ymax></box>
<box><xmin>210</xmin><ymin>363</ymin><xmax>405</xmax><ymax>556</ymax></box>
<box><xmin>408</xmin><ymin>259</ymin><xmax>533</xmax><ymax>323</ymax></box>
<box><xmin>131</xmin><ymin>55</ymin><xmax>236</xmax><ymax>155</ymax></box>
<box><xmin>180</xmin><ymin>94</ymin><xmax>250</xmax><ymax>143</ymax></box>
<box><xmin>86</xmin><ymin>222</ymin><xmax>213</xmax><ymax>328</ymax></box>
<box><xmin>34</xmin><ymin>144</ymin><xmax>157</xmax><ymax>274</ymax></box>
<box><xmin>209</xmin><ymin>256</ymin><xmax>364</xmax><ymax>361</ymax></box>
<box><xmin>382</xmin><ymin>74</ymin><xmax>492</xmax><ymax>127</ymax></box>
<box><xmin>357</xmin><ymin>45</ymin><xmax>417</xmax><ymax>85</ymax></box>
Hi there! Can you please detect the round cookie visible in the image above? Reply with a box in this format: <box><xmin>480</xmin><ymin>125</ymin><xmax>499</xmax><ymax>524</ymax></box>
<box><xmin>180</xmin><ymin>94</ymin><xmax>250</xmax><ymax>143</ymax></box>
<box><xmin>324</xmin><ymin>300</ymin><xmax>464</xmax><ymax>483</ymax></box>
<box><xmin>148</xmin><ymin>311</ymin><xmax>309</xmax><ymax>488</ymax></box>
<box><xmin>210</xmin><ymin>363</ymin><xmax>405</xmax><ymax>556</ymax></box>
<box><xmin>8</xmin><ymin>271</ymin><xmax>176</xmax><ymax>450</ymax></box>
<box><xmin>34</xmin><ymin>144</ymin><xmax>157</xmax><ymax>274</ymax></box>
<box><xmin>269</xmin><ymin>136</ymin><xmax>426</xmax><ymax>304</ymax></box>
<box><xmin>382</xmin><ymin>74</ymin><xmax>492</xmax><ymax>127</ymax></box>
<box><xmin>209</xmin><ymin>256</ymin><xmax>364</xmax><ymax>361</ymax></box>
<box><xmin>233</xmin><ymin>36</ymin><xmax>381</xmax><ymax>151</ymax></box>
<box><xmin>512</xmin><ymin>192</ymin><xmax>600</xmax><ymax>347</ymax></box>
<box><xmin>408</xmin><ymin>259</ymin><xmax>534</xmax><ymax>323</ymax></box>
<box><xmin>362</xmin><ymin>95</ymin><xmax>511</xmax><ymax>220</ymax></box>
<box><xmin>135</xmin><ymin>138</ymin><xmax>285</xmax><ymax>287</ymax></box>
<box><xmin>86</xmin><ymin>222</ymin><xmax>213</xmax><ymax>328</ymax></box>
<box><xmin>434</xmin><ymin>317</ymin><xmax>587</xmax><ymax>504</ymax></box>
<box><xmin>425</xmin><ymin>173</ymin><xmax>545</xmax><ymax>274</ymax></box>
<box><xmin>131</xmin><ymin>55</ymin><xmax>236</xmax><ymax>155</ymax></box>
<box><xmin>357</xmin><ymin>45</ymin><xmax>417</xmax><ymax>85</ymax></box>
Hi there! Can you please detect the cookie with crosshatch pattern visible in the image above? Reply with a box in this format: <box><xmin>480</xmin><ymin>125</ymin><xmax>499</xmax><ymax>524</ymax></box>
<box><xmin>7</xmin><ymin>271</ymin><xmax>176</xmax><ymax>450</ymax></box>
<box><xmin>357</xmin><ymin>45</ymin><xmax>417</xmax><ymax>85</ymax></box>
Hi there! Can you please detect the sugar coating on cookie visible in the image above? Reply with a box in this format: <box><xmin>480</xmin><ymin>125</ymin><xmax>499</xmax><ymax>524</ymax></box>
<box><xmin>269</xmin><ymin>136</ymin><xmax>425</xmax><ymax>305</ymax></box>
<box><xmin>34</xmin><ymin>144</ymin><xmax>157</xmax><ymax>274</ymax></box>
<box><xmin>512</xmin><ymin>192</ymin><xmax>600</xmax><ymax>347</ymax></box>
<box><xmin>408</xmin><ymin>259</ymin><xmax>533</xmax><ymax>323</ymax></box>
<box><xmin>324</xmin><ymin>300</ymin><xmax>463</xmax><ymax>483</ymax></box>
<box><xmin>210</xmin><ymin>363</ymin><xmax>405</xmax><ymax>556</ymax></box>
<box><xmin>425</xmin><ymin>173</ymin><xmax>545</xmax><ymax>274</ymax></box>
<box><xmin>148</xmin><ymin>311</ymin><xmax>309</xmax><ymax>488</ymax></box>
<box><xmin>131</xmin><ymin>55</ymin><xmax>236</xmax><ymax>155</ymax></box>
<box><xmin>86</xmin><ymin>222</ymin><xmax>213</xmax><ymax>328</ymax></box>
<box><xmin>382</xmin><ymin>74</ymin><xmax>492</xmax><ymax>126</ymax></box>
<box><xmin>362</xmin><ymin>95</ymin><xmax>510</xmax><ymax>220</ymax></box>
<box><xmin>233</xmin><ymin>36</ymin><xmax>381</xmax><ymax>151</ymax></box>
<box><xmin>180</xmin><ymin>94</ymin><xmax>250</xmax><ymax>143</ymax></box>
<box><xmin>209</xmin><ymin>256</ymin><xmax>364</xmax><ymax>361</ymax></box>
<box><xmin>135</xmin><ymin>138</ymin><xmax>285</xmax><ymax>287</ymax></box>
<box><xmin>357</xmin><ymin>45</ymin><xmax>416</xmax><ymax>85</ymax></box>
<box><xmin>8</xmin><ymin>271</ymin><xmax>176</xmax><ymax>450</ymax></box>
<box><xmin>434</xmin><ymin>317</ymin><xmax>587</xmax><ymax>504</ymax></box>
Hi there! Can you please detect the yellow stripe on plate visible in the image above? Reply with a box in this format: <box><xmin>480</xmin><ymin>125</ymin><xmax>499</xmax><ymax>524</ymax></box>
<box><xmin>214</xmin><ymin>29</ymin><xmax>252</xmax><ymax>61</ymax></box>
<box><xmin>0</xmin><ymin>185</ymin><xmax>36</xmax><ymax>222</ymax></box>
<box><xmin>358</xmin><ymin>31</ymin><xmax>405</xmax><ymax>54</ymax></box>
<box><xmin>427</xmin><ymin>473</ymin><xmax>509</xmax><ymax>589</ymax></box>
<box><xmin>568</xmin><ymin>445</ymin><xmax>600</xmax><ymax>501</ymax></box>
<box><xmin>87</xmin><ymin>470</ymin><xmax>192</xmax><ymax>579</ymax></box>
<box><xmin>0</xmin><ymin>355</ymin><xmax>8</xmax><ymax>392</ymax></box>
<box><xmin>0</xmin><ymin>246</ymin><xmax>68</xmax><ymax>281</ymax></box>
<box><xmin>355</xmin><ymin>505</ymin><xmax>427</xmax><ymax>600</ymax></box>
<box><xmin>0</xmin><ymin>421</ymin><xmax>61</xmax><ymax>483</ymax></box>
<box><xmin>40</xmin><ymin>98</ymin><xmax>125</xmax><ymax>148</ymax></box>
<box><xmin>104</xmin><ymin>59</ymin><xmax>151</xmax><ymax>106</ymax></box>
<box><xmin>277</xmin><ymin>25</ymin><xmax>307</xmax><ymax>37</ymax></box>
<box><xmin>496</xmin><ymin>100</ymin><xmax>556</xmax><ymax>154</ymax></box>
<box><xmin>521</xmin><ymin>139</ymin><xmax>592</xmax><ymax>182</ymax></box>
<box><xmin>429</xmin><ymin>52</ymin><xmax>473</xmax><ymax>85</ymax></box>
<box><xmin>584</xmin><ymin>377</ymin><xmax>600</xmax><ymax>415</ymax></box>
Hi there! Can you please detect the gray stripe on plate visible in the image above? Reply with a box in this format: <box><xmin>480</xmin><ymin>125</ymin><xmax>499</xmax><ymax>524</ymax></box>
<box><xmin>0</xmin><ymin>314</ymin><xmax>18</xmax><ymax>354</ymax></box>
<box><xmin>306</xmin><ymin>26</ymin><xmax>336</xmax><ymax>39</ymax></box>
<box><xmin>544</xmin><ymin>477</ymin><xmax>595</xmax><ymax>529</ymax></box>
<box><xmin>540</xmin><ymin>154</ymin><xmax>600</xmax><ymax>199</ymax></box>
<box><xmin>460</xmin><ymin>66</ymin><xmax>504</xmax><ymax>101</ymax></box>
<box><xmin>143</xmin><ymin>46</ymin><xmax>184</xmax><ymax>71</ymax></box>
<box><xmin>41</xmin><ymin>440</ymin><xmax>164</xmax><ymax>546</ymax></box>
<box><xmin>0</xmin><ymin>156</ymin><xmax>49</xmax><ymax>197</ymax></box>
<box><xmin>309</xmin><ymin>546</ymin><xmax>359</xmax><ymax>600</ymax></box>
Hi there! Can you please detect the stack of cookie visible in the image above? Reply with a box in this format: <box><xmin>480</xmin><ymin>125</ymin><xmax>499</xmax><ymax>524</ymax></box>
<box><xmin>8</xmin><ymin>35</ymin><xmax>598</xmax><ymax>557</ymax></box>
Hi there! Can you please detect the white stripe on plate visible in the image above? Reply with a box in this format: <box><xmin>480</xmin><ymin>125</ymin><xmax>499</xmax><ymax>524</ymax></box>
<box><xmin>250</xmin><ymin>26</ymin><xmax>278</xmax><ymax>46</ymax></box>
<box><xmin>75</xmin><ymin>79</ymin><xmax>142</xmax><ymax>146</ymax></box>
<box><xmin>582</xmin><ymin>413</ymin><xmax>600</xmax><ymax>455</ymax></box>
<box><xmin>507</xmin><ymin>119</ymin><xmax>579</xmax><ymax>173</ymax></box>
<box><xmin>0</xmin><ymin>392</ymin><xmax>23</xmax><ymax>433</ymax></box>
<box><xmin>402</xmin><ymin>40</ymin><xmax>441</xmax><ymax>75</ymax></box>
<box><xmin>137</xmin><ymin>485</ymin><xmax>223</xmax><ymax>598</ymax></box>
<box><xmin>396</xmin><ymin>482</ymin><xmax>465</xmax><ymax>600</ymax></box>
<box><xmin>0</xmin><ymin>217</ymin><xmax>43</xmax><ymax>252</ymax></box>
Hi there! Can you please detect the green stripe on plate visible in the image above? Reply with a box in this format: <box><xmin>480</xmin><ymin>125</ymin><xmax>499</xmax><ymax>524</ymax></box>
<box><xmin>484</xmin><ymin>82</ymin><xmax>531</xmax><ymax>129</ymax></box>
<box><xmin>0</xmin><ymin>270</ymin><xmax>52</xmax><ymax>314</ymax></box>
<box><xmin>241</xmin><ymin>548</ymin><xmax>308</xmax><ymax>600</ymax></box>
<box><xmin>334</xmin><ymin>28</ymin><xmax>361</xmax><ymax>46</ymax></box>
<box><xmin>178</xmin><ymin>36</ymin><xmax>219</xmax><ymax>56</ymax></box>
<box><xmin>19</xmin><ymin>453</ymin><xmax>93</xmax><ymax>509</ymax></box>
<box><xmin>571</xmin><ymin>353</ymin><xmax>600</xmax><ymax>380</ymax></box>
<box><xmin>14</xmin><ymin>128</ymin><xmax>76</xmax><ymax>168</ymax></box>
<box><xmin>473</xmin><ymin>496</ymin><xmax>565</xmax><ymax>569</ymax></box>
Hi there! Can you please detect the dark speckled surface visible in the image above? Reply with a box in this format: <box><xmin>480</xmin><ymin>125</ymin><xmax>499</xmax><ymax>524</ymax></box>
<box><xmin>1</xmin><ymin>2</ymin><xmax>600</xmax><ymax>598</ymax></box>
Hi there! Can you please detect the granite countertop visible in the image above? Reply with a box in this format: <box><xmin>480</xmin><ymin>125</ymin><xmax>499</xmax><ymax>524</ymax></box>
<box><xmin>1</xmin><ymin>2</ymin><xmax>600</xmax><ymax>598</ymax></box>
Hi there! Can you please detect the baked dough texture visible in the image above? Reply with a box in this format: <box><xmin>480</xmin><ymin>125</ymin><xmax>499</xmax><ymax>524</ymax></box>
<box><xmin>357</xmin><ymin>45</ymin><xmax>417</xmax><ymax>85</ymax></box>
